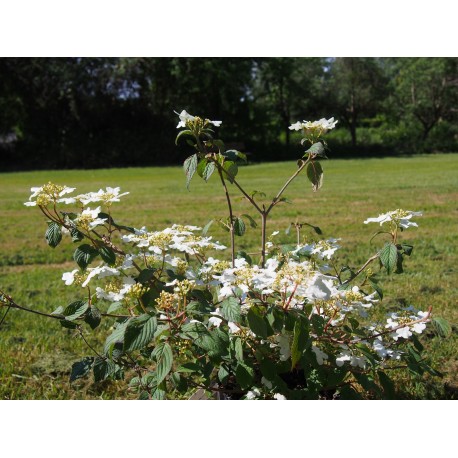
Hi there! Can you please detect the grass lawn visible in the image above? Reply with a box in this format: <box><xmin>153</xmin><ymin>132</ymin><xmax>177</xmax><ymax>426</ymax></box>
<box><xmin>1</xmin><ymin>153</ymin><xmax>457</xmax><ymax>399</ymax></box>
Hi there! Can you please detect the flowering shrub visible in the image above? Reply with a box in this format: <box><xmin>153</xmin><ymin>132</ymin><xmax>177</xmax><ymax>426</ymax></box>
<box><xmin>0</xmin><ymin>111</ymin><xmax>442</xmax><ymax>400</ymax></box>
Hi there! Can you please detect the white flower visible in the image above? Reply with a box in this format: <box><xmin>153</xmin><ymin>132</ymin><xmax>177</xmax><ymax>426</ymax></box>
<box><xmin>289</xmin><ymin>117</ymin><xmax>338</xmax><ymax>134</ymax></box>
<box><xmin>62</xmin><ymin>269</ymin><xmax>78</xmax><ymax>286</ymax></box>
<box><xmin>81</xmin><ymin>265</ymin><xmax>120</xmax><ymax>287</ymax></box>
<box><xmin>175</xmin><ymin>110</ymin><xmax>196</xmax><ymax>128</ymax></box>
<box><xmin>311</xmin><ymin>345</ymin><xmax>328</xmax><ymax>365</ymax></box>
<box><xmin>364</xmin><ymin>209</ymin><xmax>422</xmax><ymax>229</ymax></box>
<box><xmin>175</xmin><ymin>109</ymin><xmax>222</xmax><ymax>128</ymax></box>
<box><xmin>273</xmin><ymin>393</ymin><xmax>287</xmax><ymax>400</ymax></box>
<box><xmin>246</xmin><ymin>388</ymin><xmax>261</xmax><ymax>400</ymax></box>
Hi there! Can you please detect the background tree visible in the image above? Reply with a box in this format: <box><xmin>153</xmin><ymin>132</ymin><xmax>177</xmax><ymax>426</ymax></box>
<box><xmin>326</xmin><ymin>57</ymin><xmax>388</xmax><ymax>147</ymax></box>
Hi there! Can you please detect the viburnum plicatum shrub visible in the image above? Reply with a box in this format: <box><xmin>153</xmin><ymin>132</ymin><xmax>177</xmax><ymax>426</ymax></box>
<box><xmin>0</xmin><ymin>110</ymin><xmax>444</xmax><ymax>400</ymax></box>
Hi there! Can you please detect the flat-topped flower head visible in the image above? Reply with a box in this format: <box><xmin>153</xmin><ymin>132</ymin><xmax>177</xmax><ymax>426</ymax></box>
<box><xmin>289</xmin><ymin>117</ymin><xmax>338</xmax><ymax>137</ymax></box>
<box><xmin>175</xmin><ymin>109</ymin><xmax>222</xmax><ymax>130</ymax></box>
<box><xmin>364</xmin><ymin>209</ymin><xmax>422</xmax><ymax>230</ymax></box>
<box><xmin>24</xmin><ymin>182</ymin><xmax>76</xmax><ymax>207</ymax></box>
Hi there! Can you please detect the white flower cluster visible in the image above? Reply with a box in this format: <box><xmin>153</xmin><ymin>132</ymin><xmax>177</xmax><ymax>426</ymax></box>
<box><xmin>175</xmin><ymin>110</ymin><xmax>222</xmax><ymax>129</ymax></box>
<box><xmin>25</xmin><ymin>184</ymin><xmax>129</xmax><ymax>207</ymax></box>
<box><xmin>122</xmin><ymin>224</ymin><xmax>226</xmax><ymax>255</ymax></box>
<box><xmin>364</xmin><ymin>209</ymin><xmax>422</xmax><ymax>230</ymax></box>
<box><xmin>289</xmin><ymin>117</ymin><xmax>338</xmax><ymax>134</ymax></box>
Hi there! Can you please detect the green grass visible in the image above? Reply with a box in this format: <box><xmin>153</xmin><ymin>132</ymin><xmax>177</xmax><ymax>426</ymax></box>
<box><xmin>1</xmin><ymin>153</ymin><xmax>457</xmax><ymax>399</ymax></box>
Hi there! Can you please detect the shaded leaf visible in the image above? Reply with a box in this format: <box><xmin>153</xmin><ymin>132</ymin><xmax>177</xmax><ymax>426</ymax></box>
<box><xmin>306</xmin><ymin>161</ymin><xmax>324</xmax><ymax>191</ymax></box>
<box><xmin>45</xmin><ymin>222</ymin><xmax>62</xmax><ymax>248</ymax></box>
<box><xmin>70</xmin><ymin>357</ymin><xmax>94</xmax><ymax>382</ymax></box>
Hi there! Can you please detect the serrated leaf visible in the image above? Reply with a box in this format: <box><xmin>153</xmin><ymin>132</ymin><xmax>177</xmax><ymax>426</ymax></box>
<box><xmin>73</xmin><ymin>244</ymin><xmax>99</xmax><ymax>270</ymax></box>
<box><xmin>99</xmin><ymin>246</ymin><xmax>116</xmax><ymax>266</ymax></box>
<box><xmin>124</xmin><ymin>314</ymin><xmax>158</xmax><ymax>352</ymax></box>
<box><xmin>70</xmin><ymin>357</ymin><xmax>94</xmax><ymax>382</ymax></box>
<box><xmin>233</xmin><ymin>217</ymin><xmax>246</xmax><ymax>236</ymax></box>
<box><xmin>222</xmin><ymin>160</ymin><xmax>238</xmax><ymax>183</ymax></box>
<box><xmin>45</xmin><ymin>221</ymin><xmax>62</xmax><ymax>248</ymax></box>
<box><xmin>93</xmin><ymin>357</ymin><xmax>116</xmax><ymax>382</ymax></box>
<box><xmin>247</xmin><ymin>306</ymin><xmax>267</xmax><ymax>339</ymax></box>
<box><xmin>197</xmin><ymin>158</ymin><xmax>215</xmax><ymax>182</ymax></box>
<box><xmin>379</xmin><ymin>243</ymin><xmax>398</xmax><ymax>275</ymax></box>
<box><xmin>234</xmin><ymin>337</ymin><xmax>244</xmax><ymax>362</ymax></box>
<box><xmin>304</xmin><ymin>142</ymin><xmax>326</xmax><ymax>158</ymax></box>
<box><xmin>306</xmin><ymin>161</ymin><xmax>324</xmax><ymax>192</ymax></box>
<box><xmin>432</xmin><ymin>317</ymin><xmax>452</xmax><ymax>338</ymax></box>
<box><xmin>84</xmin><ymin>306</ymin><xmax>101</xmax><ymax>329</ymax></box>
<box><xmin>104</xmin><ymin>320</ymin><xmax>129</xmax><ymax>356</ymax></box>
<box><xmin>63</xmin><ymin>300</ymin><xmax>89</xmax><ymax>321</ymax></box>
<box><xmin>241</xmin><ymin>214</ymin><xmax>257</xmax><ymax>228</ymax></box>
<box><xmin>70</xmin><ymin>227</ymin><xmax>84</xmax><ymax>242</ymax></box>
<box><xmin>183</xmin><ymin>153</ymin><xmax>198</xmax><ymax>190</ymax></box>
<box><xmin>221</xmin><ymin>296</ymin><xmax>241</xmax><ymax>322</ymax></box>
<box><xmin>152</xmin><ymin>342</ymin><xmax>173</xmax><ymax>384</ymax></box>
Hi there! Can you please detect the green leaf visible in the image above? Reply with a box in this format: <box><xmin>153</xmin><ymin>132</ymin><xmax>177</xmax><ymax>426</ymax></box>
<box><xmin>241</xmin><ymin>214</ymin><xmax>257</xmax><ymax>228</ymax></box>
<box><xmin>63</xmin><ymin>300</ymin><xmax>89</xmax><ymax>321</ymax></box>
<box><xmin>369</xmin><ymin>278</ymin><xmax>383</xmax><ymax>300</ymax></box>
<box><xmin>104</xmin><ymin>320</ymin><xmax>129</xmax><ymax>357</ymax></box>
<box><xmin>221</xmin><ymin>296</ymin><xmax>241</xmax><ymax>322</ymax></box>
<box><xmin>233</xmin><ymin>217</ymin><xmax>246</xmax><ymax>236</ymax></box>
<box><xmin>123</xmin><ymin>314</ymin><xmax>157</xmax><ymax>352</ymax></box>
<box><xmin>197</xmin><ymin>158</ymin><xmax>216</xmax><ymax>182</ymax></box>
<box><xmin>401</xmin><ymin>243</ymin><xmax>414</xmax><ymax>256</ymax></box>
<box><xmin>306</xmin><ymin>161</ymin><xmax>324</xmax><ymax>191</ymax></box>
<box><xmin>84</xmin><ymin>306</ymin><xmax>101</xmax><ymax>329</ymax></box>
<box><xmin>45</xmin><ymin>221</ymin><xmax>62</xmax><ymax>248</ymax></box>
<box><xmin>93</xmin><ymin>357</ymin><xmax>116</xmax><ymax>382</ymax></box>
<box><xmin>203</xmin><ymin>329</ymin><xmax>229</xmax><ymax>358</ymax></box>
<box><xmin>152</xmin><ymin>342</ymin><xmax>173</xmax><ymax>384</ymax></box>
<box><xmin>70</xmin><ymin>357</ymin><xmax>94</xmax><ymax>382</ymax></box>
<box><xmin>175</xmin><ymin>129</ymin><xmax>193</xmax><ymax>145</ymax></box>
<box><xmin>432</xmin><ymin>317</ymin><xmax>452</xmax><ymax>338</ymax></box>
<box><xmin>107</xmin><ymin>302</ymin><xmax>123</xmax><ymax>314</ymax></box>
<box><xmin>236</xmin><ymin>250</ymin><xmax>252</xmax><ymax>265</ymax></box>
<box><xmin>291</xmin><ymin>318</ymin><xmax>309</xmax><ymax>369</ymax></box>
<box><xmin>222</xmin><ymin>160</ymin><xmax>238</xmax><ymax>183</ymax></box>
<box><xmin>202</xmin><ymin>219</ymin><xmax>214</xmax><ymax>236</ymax></box>
<box><xmin>177</xmin><ymin>362</ymin><xmax>202</xmax><ymax>373</ymax></box>
<box><xmin>304</xmin><ymin>142</ymin><xmax>326</xmax><ymax>158</ymax></box>
<box><xmin>222</xmin><ymin>149</ymin><xmax>247</xmax><ymax>162</ymax></box>
<box><xmin>183</xmin><ymin>153</ymin><xmax>198</xmax><ymax>190</ymax></box>
<box><xmin>59</xmin><ymin>319</ymin><xmax>77</xmax><ymax>329</ymax></box>
<box><xmin>379</xmin><ymin>243</ymin><xmax>398</xmax><ymax>275</ymax></box>
<box><xmin>236</xmin><ymin>362</ymin><xmax>255</xmax><ymax>390</ymax></box>
<box><xmin>247</xmin><ymin>306</ymin><xmax>267</xmax><ymax>339</ymax></box>
<box><xmin>70</xmin><ymin>227</ymin><xmax>84</xmax><ymax>243</ymax></box>
<box><xmin>234</xmin><ymin>337</ymin><xmax>244</xmax><ymax>362</ymax></box>
<box><xmin>136</xmin><ymin>268</ymin><xmax>157</xmax><ymax>284</ymax></box>
<box><xmin>99</xmin><ymin>246</ymin><xmax>116</xmax><ymax>266</ymax></box>
<box><xmin>73</xmin><ymin>244</ymin><xmax>99</xmax><ymax>270</ymax></box>
<box><xmin>218</xmin><ymin>365</ymin><xmax>230</xmax><ymax>383</ymax></box>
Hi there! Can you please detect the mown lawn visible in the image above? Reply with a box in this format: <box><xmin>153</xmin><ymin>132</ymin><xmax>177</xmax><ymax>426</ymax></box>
<box><xmin>1</xmin><ymin>153</ymin><xmax>457</xmax><ymax>399</ymax></box>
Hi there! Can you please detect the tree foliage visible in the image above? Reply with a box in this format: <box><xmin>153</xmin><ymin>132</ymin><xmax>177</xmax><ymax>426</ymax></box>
<box><xmin>0</xmin><ymin>57</ymin><xmax>456</xmax><ymax>171</ymax></box>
